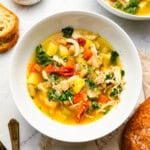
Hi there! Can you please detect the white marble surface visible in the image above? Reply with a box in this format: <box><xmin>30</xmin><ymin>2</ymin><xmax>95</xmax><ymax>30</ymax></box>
<box><xmin>0</xmin><ymin>0</ymin><xmax>149</xmax><ymax>149</ymax></box>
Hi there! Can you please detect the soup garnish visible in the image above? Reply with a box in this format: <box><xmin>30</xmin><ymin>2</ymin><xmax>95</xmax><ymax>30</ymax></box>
<box><xmin>27</xmin><ymin>26</ymin><xmax>125</xmax><ymax>125</ymax></box>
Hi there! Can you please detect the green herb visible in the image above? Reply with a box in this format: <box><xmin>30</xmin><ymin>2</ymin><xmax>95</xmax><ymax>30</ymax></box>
<box><xmin>47</xmin><ymin>89</ymin><xmax>74</xmax><ymax>102</ymax></box>
<box><xmin>121</xmin><ymin>70</ymin><xmax>125</xmax><ymax>77</ymax></box>
<box><xmin>129</xmin><ymin>0</ymin><xmax>139</xmax><ymax>6</ymax></box>
<box><xmin>49</xmin><ymin>73</ymin><xmax>60</xmax><ymax>82</ymax></box>
<box><xmin>63</xmin><ymin>57</ymin><xmax>68</xmax><ymax>62</ymax></box>
<box><xmin>59</xmin><ymin>89</ymin><xmax>74</xmax><ymax>101</ymax></box>
<box><xmin>124</xmin><ymin>0</ymin><xmax>139</xmax><ymax>15</ymax></box>
<box><xmin>44</xmin><ymin>79</ymin><xmax>49</xmax><ymax>82</ymax></box>
<box><xmin>110</xmin><ymin>88</ymin><xmax>119</xmax><ymax>98</ymax></box>
<box><xmin>36</xmin><ymin>44</ymin><xmax>52</xmax><ymax>66</ymax></box>
<box><xmin>123</xmin><ymin>5</ymin><xmax>138</xmax><ymax>14</ymax></box>
<box><xmin>114</xmin><ymin>1</ymin><xmax>123</xmax><ymax>9</ymax></box>
<box><xmin>87</xmin><ymin>67</ymin><xmax>92</xmax><ymax>74</ymax></box>
<box><xmin>106</xmin><ymin>74</ymin><xmax>112</xmax><ymax>80</ymax></box>
<box><xmin>34</xmin><ymin>87</ymin><xmax>39</xmax><ymax>93</ymax></box>
<box><xmin>86</xmin><ymin>108</ymin><xmax>91</xmax><ymax>114</ymax></box>
<box><xmin>113</xmin><ymin>0</ymin><xmax>139</xmax><ymax>15</ymax></box>
<box><xmin>92</xmin><ymin>101</ymin><xmax>99</xmax><ymax>110</ymax></box>
<box><xmin>62</xmin><ymin>26</ymin><xmax>74</xmax><ymax>38</ymax></box>
<box><xmin>38</xmin><ymin>106</ymin><xmax>42</xmax><ymax>110</ymax></box>
<box><xmin>31</xmin><ymin>96</ymin><xmax>34</xmax><ymax>99</ymax></box>
<box><xmin>47</xmin><ymin>90</ymin><xmax>59</xmax><ymax>100</ymax></box>
<box><xmin>85</xmin><ymin>78</ymin><xmax>96</xmax><ymax>90</ymax></box>
<box><xmin>110</xmin><ymin>51</ymin><xmax>119</xmax><ymax>65</ymax></box>
<box><xmin>104</xmin><ymin>107</ymin><xmax>111</xmax><ymax>115</ymax></box>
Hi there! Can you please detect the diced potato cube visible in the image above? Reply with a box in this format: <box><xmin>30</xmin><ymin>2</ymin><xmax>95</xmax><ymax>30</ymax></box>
<box><xmin>46</xmin><ymin>42</ymin><xmax>58</xmax><ymax>56</ymax></box>
<box><xmin>28</xmin><ymin>84</ymin><xmax>36</xmax><ymax>97</ymax></box>
<box><xmin>84</xmin><ymin>39</ymin><xmax>93</xmax><ymax>49</ymax></box>
<box><xmin>44</xmin><ymin>99</ymin><xmax>58</xmax><ymax>109</ymax></box>
<box><xmin>72</xmin><ymin>76</ymin><xmax>85</xmax><ymax>94</ymax></box>
<box><xmin>101</xmin><ymin>53</ymin><xmax>111</xmax><ymax>68</ymax></box>
<box><xmin>27</xmin><ymin>72</ymin><xmax>42</xmax><ymax>85</ymax></box>
<box><xmin>59</xmin><ymin>45</ymin><xmax>69</xmax><ymax>58</ymax></box>
<box><xmin>76</xmin><ymin>57</ymin><xmax>87</xmax><ymax>69</ymax></box>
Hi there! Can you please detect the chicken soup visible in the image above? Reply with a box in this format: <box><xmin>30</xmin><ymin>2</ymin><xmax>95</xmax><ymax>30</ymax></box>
<box><xmin>27</xmin><ymin>26</ymin><xmax>125</xmax><ymax>125</ymax></box>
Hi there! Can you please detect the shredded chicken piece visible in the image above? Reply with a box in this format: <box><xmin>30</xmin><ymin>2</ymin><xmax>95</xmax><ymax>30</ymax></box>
<box><xmin>52</xmin><ymin>79</ymin><xmax>70</xmax><ymax>92</ymax></box>
<box><xmin>42</xmin><ymin>70</ymin><xmax>49</xmax><ymax>81</ymax></box>
<box><xmin>80</xmin><ymin>69</ymin><xmax>88</xmax><ymax>78</ymax></box>
<box><xmin>113</xmin><ymin>67</ymin><xmax>122</xmax><ymax>83</ymax></box>
<box><xmin>37</xmin><ymin>83</ymin><xmax>47</xmax><ymax>92</ymax></box>
<box><xmin>53</xmin><ymin>55</ymin><xmax>65</xmax><ymax>66</ymax></box>
<box><xmin>66</xmin><ymin>38</ymin><xmax>80</xmax><ymax>56</ymax></box>
<box><xmin>87</xmin><ymin>89</ymin><xmax>99</xmax><ymax>98</ymax></box>
<box><xmin>95</xmin><ymin>72</ymin><xmax>106</xmax><ymax>84</ymax></box>
<box><xmin>72</xmin><ymin>31</ymin><xmax>82</xmax><ymax>39</ymax></box>
<box><xmin>55</xmin><ymin>37</ymin><xmax>67</xmax><ymax>45</ymax></box>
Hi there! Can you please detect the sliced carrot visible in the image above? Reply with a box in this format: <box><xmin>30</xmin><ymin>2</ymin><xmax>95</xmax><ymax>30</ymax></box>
<box><xmin>65</xmin><ymin>59</ymin><xmax>75</xmax><ymax>70</ymax></box>
<box><xmin>76</xmin><ymin>100</ymin><xmax>89</xmax><ymax>123</ymax></box>
<box><xmin>29</xmin><ymin>63</ymin><xmax>42</xmax><ymax>72</ymax></box>
<box><xmin>99</xmin><ymin>94</ymin><xmax>109</xmax><ymax>104</ymax></box>
<box><xmin>73</xmin><ymin>91</ymin><xmax>85</xmax><ymax>104</ymax></box>
<box><xmin>83</xmin><ymin>48</ymin><xmax>93</xmax><ymax>60</ymax></box>
<box><xmin>45</xmin><ymin>64</ymin><xmax>54</xmax><ymax>74</ymax></box>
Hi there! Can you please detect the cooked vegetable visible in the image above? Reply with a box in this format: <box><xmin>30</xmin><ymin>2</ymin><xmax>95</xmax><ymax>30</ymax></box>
<box><xmin>92</xmin><ymin>101</ymin><xmax>99</xmax><ymax>110</ymax></box>
<box><xmin>59</xmin><ymin>45</ymin><xmax>69</xmax><ymax>58</ymax></box>
<box><xmin>47</xmin><ymin>89</ymin><xmax>74</xmax><ymax>102</ymax></box>
<box><xmin>27</xmin><ymin>27</ymin><xmax>125</xmax><ymax>125</ymax></box>
<box><xmin>110</xmin><ymin>50</ymin><xmax>119</xmax><ymax>65</ymax></box>
<box><xmin>85</xmin><ymin>78</ymin><xmax>96</xmax><ymax>90</ymax></box>
<box><xmin>46</xmin><ymin>42</ymin><xmax>58</xmax><ymax>56</ymax></box>
<box><xmin>62</xmin><ymin>26</ymin><xmax>74</xmax><ymax>38</ymax></box>
<box><xmin>36</xmin><ymin>44</ymin><xmax>52</xmax><ymax>66</ymax></box>
<box><xmin>83</xmin><ymin>48</ymin><xmax>93</xmax><ymax>60</ymax></box>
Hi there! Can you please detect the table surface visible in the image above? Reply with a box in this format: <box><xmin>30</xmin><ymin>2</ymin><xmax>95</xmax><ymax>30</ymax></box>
<box><xmin>0</xmin><ymin>0</ymin><xmax>149</xmax><ymax>149</ymax></box>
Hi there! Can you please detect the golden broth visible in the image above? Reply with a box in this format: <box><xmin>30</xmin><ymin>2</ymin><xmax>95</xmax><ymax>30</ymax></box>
<box><xmin>27</xmin><ymin>27</ymin><xmax>125</xmax><ymax>125</ymax></box>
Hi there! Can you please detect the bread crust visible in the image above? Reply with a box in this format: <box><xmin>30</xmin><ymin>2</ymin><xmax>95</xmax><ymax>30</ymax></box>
<box><xmin>0</xmin><ymin>32</ymin><xmax>19</xmax><ymax>52</ymax></box>
<box><xmin>0</xmin><ymin>4</ymin><xmax>19</xmax><ymax>40</ymax></box>
<box><xmin>121</xmin><ymin>97</ymin><xmax>150</xmax><ymax>150</ymax></box>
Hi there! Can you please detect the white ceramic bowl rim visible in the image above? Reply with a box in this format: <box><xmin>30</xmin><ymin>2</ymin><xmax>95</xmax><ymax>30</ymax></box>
<box><xmin>10</xmin><ymin>10</ymin><xmax>142</xmax><ymax>142</ymax></box>
<box><xmin>97</xmin><ymin>0</ymin><xmax>150</xmax><ymax>20</ymax></box>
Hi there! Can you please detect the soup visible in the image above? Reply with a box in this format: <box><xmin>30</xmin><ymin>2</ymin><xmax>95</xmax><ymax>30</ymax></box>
<box><xmin>106</xmin><ymin>0</ymin><xmax>150</xmax><ymax>16</ymax></box>
<box><xmin>27</xmin><ymin>26</ymin><xmax>125</xmax><ymax>125</ymax></box>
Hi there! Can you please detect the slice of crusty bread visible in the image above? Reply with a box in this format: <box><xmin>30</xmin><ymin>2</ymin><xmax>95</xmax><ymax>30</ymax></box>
<box><xmin>0</xmin><ymin>32</ymin><xmax>19</xmax><ymax>52</ymax></box>
<box><xmin>121</xmin><ymin>97</ymin><xmax>150</xmax><ymax>150</ymax></box>
<box><xmin>0</xmin><ymin>4</ymin><xmax>19</xmax><ymax>40</ymax></box>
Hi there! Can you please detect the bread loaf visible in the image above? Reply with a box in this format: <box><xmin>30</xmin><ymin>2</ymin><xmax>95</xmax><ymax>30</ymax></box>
<box><xmin>121</xmin><ymin>97</ymin><xmax>150</xmax><ymax>150</ymax></box>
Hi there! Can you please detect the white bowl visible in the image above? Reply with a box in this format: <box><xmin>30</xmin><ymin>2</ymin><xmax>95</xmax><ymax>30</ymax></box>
<box><xmin>10</xmin><ymin>11</ymin><xmax>142</xmax><ymax>142</ymax></box>
<box><xmin>97</xmin><ymin>0</ymin><xmax>150</xmax><ymax>20</ymax></box>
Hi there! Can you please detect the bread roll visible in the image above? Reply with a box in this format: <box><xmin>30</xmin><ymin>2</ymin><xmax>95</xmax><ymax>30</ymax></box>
<box><xmin>121</xmin><ymin>97</ymin><xmax>150</xmax><ymax>150</ymax></box>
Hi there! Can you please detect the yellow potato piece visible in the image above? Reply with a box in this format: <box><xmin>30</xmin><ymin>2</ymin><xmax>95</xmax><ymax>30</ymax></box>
<box><xmin>27</xmin><ymin>72</ymin><xmax>42</xmax><ymax>85</ymax></box>
<box><xmin>84</xmin><ymin>39</ymin><xmax>93</xmax><ymax>49</ymax></box>
<box><xmin>59</xmin><ymin>45</ymin><xmax>69</xmax><ymax>58</ymax></box>
<box><xmin>46</xmin><ymin>42</ymin><xmax>58</xmax><ymax>56</ymax></box>
<box><xmin>101</xmin><ymin>53</ymin><xmax>111</xmax><ymax>68</ymax></box>
<box><xmin>72</xmin><ymin>76</ymin><xmax>85</xmax><ymax>94</ymax></box>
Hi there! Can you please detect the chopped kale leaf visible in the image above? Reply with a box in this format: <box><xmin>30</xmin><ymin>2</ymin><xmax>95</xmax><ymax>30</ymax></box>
<box><xmin>110</xmin><ymin>50</ymin><xmax>119</xmax><ymax>65</ymax></box>
<box><xmin>36</xmin><ymin>44</ymin><xmax>52</xmax><ymax>66</ymax></box>
<box><xmin>85</xmin><ymin>78</ymin><xmax>96</xmax><ymax>90</ymax></box>
<box><xmin>61</xmin><ymin>26</ymin><xmax>74</xmax><ymax>38</ymax></box>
